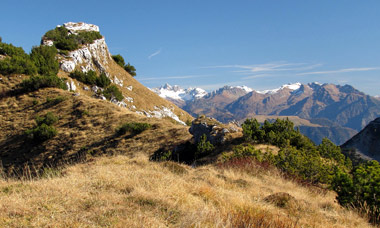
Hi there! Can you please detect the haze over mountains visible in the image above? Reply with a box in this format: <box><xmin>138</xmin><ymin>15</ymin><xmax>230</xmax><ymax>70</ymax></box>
<box><xmin>152</xmin><ymin>82</ymin><xmax>380</xmax><ymax>145</ymax></box>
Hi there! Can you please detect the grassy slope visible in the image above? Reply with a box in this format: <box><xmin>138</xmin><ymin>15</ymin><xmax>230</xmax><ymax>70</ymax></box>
<box><xmin>0</xmin><ymin>74</ymin><xmax>373</xmax><ymax>227</ymax></box>
<box><xmin>0</xmin><ymin>154</ymin><xmax>372</xmax><ymax>227</ymax></box>
<box><xmin>0</xmin><ymin>74</ymin><xmax>191</xmax><ymax>176</ymax></box>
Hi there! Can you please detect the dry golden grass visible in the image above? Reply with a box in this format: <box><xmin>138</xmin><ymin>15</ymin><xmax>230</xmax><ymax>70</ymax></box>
<box><xmin>0</xmin><ymin>154</ymin><xmax>373</xmax><ymax>227</ymax></box>
<box><xmin>0</xmin><ymin>75</ymin><xmax>192</xmax><ymax>176</ymax></box>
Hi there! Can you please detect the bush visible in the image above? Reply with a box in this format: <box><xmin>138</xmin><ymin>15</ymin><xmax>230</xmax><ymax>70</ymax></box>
<box><xmin>242</xmin><ymin>118</ymin><xmax>315</xmax><ymax>150</ymax></box>
<box><xmin>44</xmin><ymin>26</ymin><xmax>102</xmax><ymax>51</ymax></box>
<box><xmin>35</xmin><ymin>112</ymin><xmax>59</xmax><ymax>126</ymax></box>
<box><xmin>30</xmin><ymin>45</ymin><xmax>59</xmax><ymax>76</ymax></box>
<box><xmin>0</xmin><ymin>55</ymin><xmax>38</xmax><ymax>75</ymax></box>
<box><xmin>69</xmin><ymin>70</ymin><xmax>111</xmax><ymax>88</ymax></box>
<box><xmin>19</xmin><ymin>75</ymin><xmax>67</xmax><ymax>92</ymax></box>
<box><xmin>69</xmin><ymin>70</ymin><xmax>97</xmax><ymax>85</ymax></box>
<box><xmin>0</xmin><ymin>42</ymin><xmax>28</xmax><ymax>57</ymax></box>
<box><xmin>112</xmin><ymin>54</ymin><xmax>125</xmax><ymax>67</ymax></box>
<box><xmin>332</xmin><ymin>160</ymin><xmax>380</xmax><ymax>224</ymax></box>
<box><xmin>196</xmin><ymin>134</ymin><xmax>214</xmax><ymax>158</ymax></box>
<box><xmin>25</xmin><ymin>112</ymin><xmax>59</xmax><ymax>142</ymax></box>
<box><xmin>25</xmin><ymin>123</ymin><xmax>58</xmax><ymax>142</ymax></box>
<box><xmin>96</xmin><ymin>73</ymin><xmax>111</xmax><ymax>87</ymax></box>
<box><xmin>103</xmin><ymin>85</ymin><xmax>123</xmax><ymax>101</ymax></box>
<box><xmin>124</xmin><ymin>63</ymin><xmax>136</xmax><ymax>77</ymax></box>
<box><xmin>112</xmin><ymin>54</ymin><xmax>136</xmax><ymax>77</ymax></box>
<box><xmin>117</xmin><ymin>122</ymin><xmax>151</xmax><ymax>135</ymax></box>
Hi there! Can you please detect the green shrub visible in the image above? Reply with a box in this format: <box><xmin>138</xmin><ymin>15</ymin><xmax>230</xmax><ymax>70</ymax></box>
<box><xmin>30</xmin><ymin>45</ymin><xmax>59</xmax><ymax>76</ymax></box>
<box><xmin>196</xmin><ymin>134</ymin><xmax>214</xmax><ymax>158</ymax></box>
<box><xmin>112</xmin><ymin>54</ymin><xmax>136</xmax><ymax>77</ymax></box>
<box><xmin>96</xmin><ymin>73</ymin><xmax>111</xmax><ymax>87</ymax></box>
<box><xmin>19</xmin><ymin>75</ymin><xmax>67</xmax><ymax>92</ymax></box>
<box><xmin>35</xmin><ymin>112</ymin><xmax>59</xmax><ymax>126</ymax></box>
<box><xmin>75</xmin><ymin>31</ymin><xmax>102</xmax><ymax>45</ymax></box>
<box><xmin>69</xmin><ymin>70</ymin><xmax>97</xmax><ymax>85</ymax></box>
<box><xmin>25</xmin><ymin>112</ymin><xmax>59</xmax><ymax>142</ymax></box>
<box><xmin>69</xmin><ymin>70</ymin><xmax>111</xmax><ymax>88</ymax></box>
<box><xmin>117</xmin><ymin>122</ymin><xmax>151</xmax><ymax>135</ymax></box>
<box><xmin>112</xmin><ymin>54</ymin><xmax>125</xmax><ymax>67</ymax></box>
<box><xmin>0</xmin><ymin>42</ymin><xmax>28</xmax><ymax>57</ymax></box>
<box><xmin>26</xmin><ymin>123</ymin><xmax>58</xmax><ymax>142</ymax></box>
<box><xmin>242</xmin><ymin>118</ymin><xmax>314</xmax><ymax>150</ymax></box>
<box><xmin>124</xmin><ymin>63</ymin><xmax>136</xmax><ymax>77</ymax></box>
<box><xmin>44</xmin><ymin>27</ymin><xmax>102</xmax><ymax>51</ymax></box>
<box><xmin>103</xmin><ymin>85</ymin><xmax>123</xmax><ymax>101</ymax></box>
<box><xmin>0</xmin><ymin>55</ymin><xmax>38</xmax><ymax>76</ymax></box>
<box><xmin>332</xmin><ymin>160</ymin><xmax>380</xmax><ymax>223</ymax></box>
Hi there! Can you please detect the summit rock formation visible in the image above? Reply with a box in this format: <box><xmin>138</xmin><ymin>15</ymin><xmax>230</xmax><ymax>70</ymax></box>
<box><xmin>42</xmin><ymin>22</ymin><xmax>192</xmax><ymax>125</ymax></box>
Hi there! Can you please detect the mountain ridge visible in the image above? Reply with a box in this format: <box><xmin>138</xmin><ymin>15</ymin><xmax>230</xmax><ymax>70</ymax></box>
<box><xmin>152</xmin><ymin>82</ymin><xmax>379</xmax><ymax>144</ymax></box>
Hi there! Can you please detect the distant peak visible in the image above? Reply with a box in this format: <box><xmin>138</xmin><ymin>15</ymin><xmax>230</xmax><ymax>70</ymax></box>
<box><xmin>233</xmin><ymin>85</ymin><xmax>253</xmax><ymax>93</ymax></box>
<box><xmin>257</xmin><ymin>82</ymin><xmax>301</xmax><ymax>94</ymax></box>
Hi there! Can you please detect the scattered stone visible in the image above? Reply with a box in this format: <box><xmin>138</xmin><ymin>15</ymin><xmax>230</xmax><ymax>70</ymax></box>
<box><xmin>66</xmin><ymin>80</ymin><xmax>76</xmax><ymax>91</ymax></box>
<box><xmin>125</xmin><ymin>97</ymin><xmax>134</xmax><ymax>103</ymax></box>
<box><xmin>83</xmin><ymin>86</ymin><xmax>89</xmax><ymax>91</ymax></box>
<box><xmin>126</xmin><ymin>85</ymin><xmax>133</xmax><ymax>91</ymax></box>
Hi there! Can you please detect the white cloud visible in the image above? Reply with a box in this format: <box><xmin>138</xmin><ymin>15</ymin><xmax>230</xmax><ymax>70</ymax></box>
<box><xmin>297</xmin><ymin>67</ymin><xmax>380</xmax><ymax>76</ymax></box>
<box><xmin>203</xmin><ymin>62</ymin><xmax>321</xmax><ymax>75</ymax></box>
<box><xmin>148</xmin><ymin>48</ymin><xmax>162</xmax><ymax>59</ymax></box>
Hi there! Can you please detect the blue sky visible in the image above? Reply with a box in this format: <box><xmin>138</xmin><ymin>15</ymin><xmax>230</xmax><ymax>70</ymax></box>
<box><xmin>1</xmin><ymin>0</ymin><xmax>380</xmax><ymax>95</ymax></box>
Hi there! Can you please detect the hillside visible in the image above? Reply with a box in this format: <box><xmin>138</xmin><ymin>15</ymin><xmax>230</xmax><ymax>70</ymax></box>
<box><xmin>0</xmin><ymin>75</ymin><xmax>191</xmax><ymax>176</ymax></box>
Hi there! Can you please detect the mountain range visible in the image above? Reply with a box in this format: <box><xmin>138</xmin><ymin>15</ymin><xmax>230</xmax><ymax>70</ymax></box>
<box><xmin>152</xmin><ymin>82</ymin><xmax>380</xmax><ymax>145</ymax></box>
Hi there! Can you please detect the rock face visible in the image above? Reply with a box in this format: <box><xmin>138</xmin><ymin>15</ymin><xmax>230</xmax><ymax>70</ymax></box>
<box><xmin>189</xmin><ymin>116</ymin><xmax>239</xmax><ymax>145</ymax></box>
<box><xmin>341</xmin><ymin>117</ymin><xmax>380</xmax><ymax>161</ymax></box>
<box><xmin>43</xmin><ymin>22</ymin><xmax>112</xmax><ymax>74</ymax></box>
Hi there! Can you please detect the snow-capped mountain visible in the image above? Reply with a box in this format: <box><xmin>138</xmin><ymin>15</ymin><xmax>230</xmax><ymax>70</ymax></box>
<box><xmin>256</xmin><ymin>82</ymin><xmax>302</xmax><ymax>94</ymax></box>
<box><xmin>152</xmin><ymin>82</ymin><xmax>380</xmax><ymax>145</ymax></box>
<box><xmin>151</xmin><ymin>83</ymin><xmax>207</xmax><ymax>101</ymax></box>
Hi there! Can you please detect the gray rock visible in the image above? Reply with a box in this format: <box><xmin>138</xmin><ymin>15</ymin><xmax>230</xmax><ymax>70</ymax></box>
<box><xmin>189</xmin><ymin>116</ymin><xmax>230</xmax><ymax>145</ymax></box>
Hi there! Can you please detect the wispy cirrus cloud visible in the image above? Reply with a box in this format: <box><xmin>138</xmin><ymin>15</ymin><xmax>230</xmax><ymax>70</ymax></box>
<box><xmin>148</xmin><ymin>48</ymin><xmax>162</xmax><ymax>59</ymax></box>
<box><xmin>203</xmin><ymin>62</ymin><xmax>322</xmax><ymax>75</ymax></box>
<box><xmin>296</xmin><ymin>67</ymin><xmax>380</xmax><ymax>76</ymax></box>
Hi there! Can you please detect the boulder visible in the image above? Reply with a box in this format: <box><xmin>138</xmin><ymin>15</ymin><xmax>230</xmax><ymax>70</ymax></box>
<box><xmin>189</xmin><ymin>116</ymin><xmax>234</xmax><ymax>145</ymax></box>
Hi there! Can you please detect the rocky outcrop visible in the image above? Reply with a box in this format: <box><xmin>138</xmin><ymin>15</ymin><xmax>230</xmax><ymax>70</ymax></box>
<box><xmin>341</xmin><ymin>117</ymin><xmax>380</xmax><ymax>162</ymax></box>
<box><xmin>42</xmin><ymin>22</ymin><xmax>112</xmax><ymax>74</ymax></box>
<box><xmin>189</xmin><ymin>116</ymin><xmax>239</xmax><ymax>145</ymax></box>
